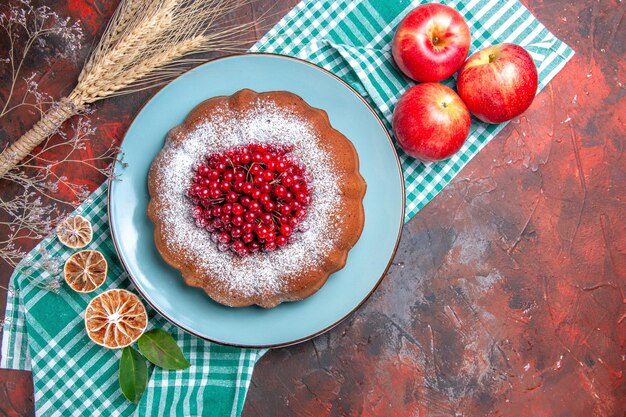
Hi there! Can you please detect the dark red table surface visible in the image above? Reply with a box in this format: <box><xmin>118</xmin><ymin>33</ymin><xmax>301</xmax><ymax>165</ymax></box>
<box><xmin>1</xmin><ymin>0</ymin><xmax>624</xmax><ymax>416</ymax></box>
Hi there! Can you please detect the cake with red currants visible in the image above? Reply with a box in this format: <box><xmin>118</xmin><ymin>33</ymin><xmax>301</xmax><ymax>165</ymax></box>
<box><xmin>147</xmin><ymin>89</ymin><xmax>366</xmax><ymax>308</ymax></box>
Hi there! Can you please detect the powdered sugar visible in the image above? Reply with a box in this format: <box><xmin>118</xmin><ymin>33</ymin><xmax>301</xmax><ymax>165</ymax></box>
<box><xmin>152</xmin><ymin>100</ymin><xmax>342</xmax><ymax>298</ymax></box>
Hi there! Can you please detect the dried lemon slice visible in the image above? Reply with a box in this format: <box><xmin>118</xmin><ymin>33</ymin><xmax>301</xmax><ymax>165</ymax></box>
<box><xmin>64</xmin><ymin>250</ymin><xmax>108</xmax><ymax>293</ymax></box>
<box><xmin>57</xmin><ymin>215</ymin><xmax>93</xmax><ymax>249</ymax></box>
<box><xmin>85</xmin><ymin>289</ymin><xmax>148</xmax><ymax>349</ymax></box>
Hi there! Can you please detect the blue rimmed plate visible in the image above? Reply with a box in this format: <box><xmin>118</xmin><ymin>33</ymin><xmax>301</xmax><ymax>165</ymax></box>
<box><xmin>108</xmin><ymin>53</ymin><xmax>404</xmax><ymax>347</ymax></box>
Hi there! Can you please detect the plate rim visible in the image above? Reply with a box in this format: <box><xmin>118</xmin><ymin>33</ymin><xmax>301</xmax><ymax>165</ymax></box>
<box><xmin>107</xmin><ymin>52</ymin><xmax>406</xmax><ymax>348</ymax></box>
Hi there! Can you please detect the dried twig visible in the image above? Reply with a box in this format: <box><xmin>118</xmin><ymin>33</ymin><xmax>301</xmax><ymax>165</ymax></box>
<box><xmin>0</xmin><ymin>1</ymin><xmax>111</xmax><ymax>289</ymax></box>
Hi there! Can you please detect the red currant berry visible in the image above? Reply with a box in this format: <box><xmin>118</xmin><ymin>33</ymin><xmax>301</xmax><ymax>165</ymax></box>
<box><xmin>231</xmin><ymin>227</ymin><xmax>243</xmax><ymax>239</ymax></box>
<box><xmin>264</xmin><ymin>201</ymin><xmax>276</xmax><ymax>212</ymax></box>
<box><xmin>255</xmin><ymin>224</ymin><xmax>268</xmax><ymax>238</ymax></box>
<box><xmin>242</xmin><ymin>182</ymin><xmax>254</xmax><ymax>194</ymax></box>
<box><xmin>280</xmin><ymin>224</ymin><xmax>292</xmax><ymax>236</ymax></box>
<box><xmin>282</xmin><ymin>175</ymin><xmax>294</xmax><ymax>187</ymax></box>
<box><xmin>226</xmin><ymin>192</ymin><xmax>238</xmax><ymax>203</ymax></box>
<box><xmin>242</xmin><ymin>223</ymin><xmax>254</xmax><ymax>234</ymax></box>
<box><xmin>199</xmin><ymin>187</ymin><xmax>210</xmax><ymax>199</ymax></box>
<box><xmin>239</xmin><ymin>153</ymin><xmax>251</xmax><ymax>164</ymax></box>
<box><xmin>273</xmin><ymin>185</ymin><xmax>287</xmax><ymax>198</ymax></box>
<box><xmin>260</xmin><ymin>183</ymin><xmax>272</xmax><ymax>194</ymax></box>
<box><xmin>233</xmin><ymin>181</ymin><xmax>244</xmax><ymax>192</ymax></box>
<box><xmin>276</xmin><ymin>161</ymin><xmax>287</xmax><ymax>172</ymax></box>
<box><xmin>250</xmin><ymin>165</ymin><xmax>261</xmax><ymax>176</ymax></box>
<box><xmin>248</xmin><ymin>241</ymin><xmax>260</xmax><ymax>252</ymax></box>
<box><xmin>262</xmin><ymin>170</ymin><xmax>274</xmax><ymax>181</ymax></box>
<box><xmin>249</xmin><ymin>201</ymin><xmax>261</xmax><ymax>213</ymax></box>
<box><xmin>259</xmin><ymin>194</ymin><xmax>271</xmax><ymax>205</ymax></box>
<box><xmin>218</xmin><ymin>233</ymin><xmax>230</xmax><ymax>244</ymax></box>
<box><xmin>295</xmin><ymin>208</ymin><xmax>307</xmax><ymax>219</ymax></box>
<box><xmin>190</xmin><ymin>184</ymin><xmax>202</xmax><ymax>195</ymax></box>
<box><xmin>232</xmin><ymin>203</ymin><xmax>244</xmax><ymax>215</ymax></box>
<box><xmin>251</xmin><ymin>189</ymin><xmax>262</xmax><ymax>200</ymax></box>
<box><xmin>231</xmin><ymin>240</ymin><xmax>244</xmax><ymax>252</ymax></box>
<box><xmin>234</xmin><ymin>171</ymin><xmax>246</xmax><ymax>182</ymax></box>
<box><xmin>296</xmin><ymin>191</ymin><xmax>308</xmax><ymax>202</ymax></box>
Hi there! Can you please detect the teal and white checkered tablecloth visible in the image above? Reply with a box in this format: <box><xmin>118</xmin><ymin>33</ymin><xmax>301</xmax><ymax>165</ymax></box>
<box><xmin>1</xmin><ymin>0</ymin><xmax>572</xmax><ymax>416</ymax></box>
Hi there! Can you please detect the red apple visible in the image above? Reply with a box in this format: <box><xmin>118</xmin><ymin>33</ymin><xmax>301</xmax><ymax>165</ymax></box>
<box><xmin>393</xmin><ymin>83</ymin><xmax>471</xmax><ymax>162</ymax></box>
<box><xmin>457</xmin><ymin>43</ymin><xmax>538</xmax><ymax>123</ymax></box>
<box><xmin>392</xmin><ymin>4</ymin><xmax>471</xmax><ymax>82</ymax></box>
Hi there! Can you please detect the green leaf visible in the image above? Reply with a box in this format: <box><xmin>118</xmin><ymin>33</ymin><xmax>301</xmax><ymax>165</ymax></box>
<box><xmin>119</xmin><ymin>346</ymin><xmax>148</xmax><ymax>404</ymax></box>
<box><xmin>137</xmin><ymin>329</ymin><xmax>191</xmax><ymax>370</ymax></box>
